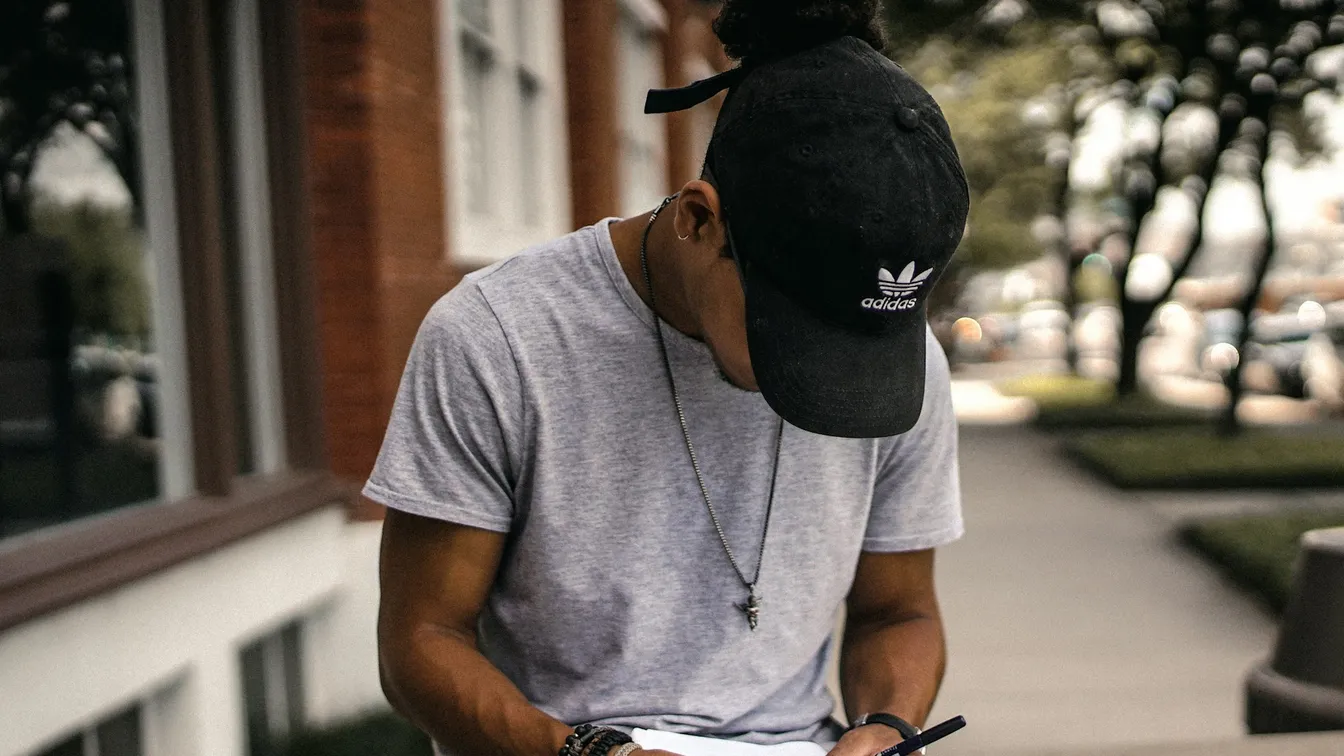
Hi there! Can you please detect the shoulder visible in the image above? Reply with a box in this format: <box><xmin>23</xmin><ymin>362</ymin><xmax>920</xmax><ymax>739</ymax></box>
<box><xmin>464</xmin><ymin>225</ymin><xmax>605</xmax><ymax>311</ymax></box>
<box><xmin>419</xmin><ymin>225</ymin><xmax>603</xmax><ymax>348</ymax></box>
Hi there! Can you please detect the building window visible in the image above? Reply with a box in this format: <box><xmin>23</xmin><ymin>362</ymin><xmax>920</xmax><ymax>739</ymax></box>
<box><xmin>458</xmin><ymin>0</ymin><xmax>492</xmax><ymax>35</ymax></box>
<box><xmin>0</xmin><ymin>0</ymin><xmax>177</xmax><ymax>539</ymax></box>
<box><xmin>518</xmin><ymin>70</ymin><xmax>542</xmax><ymax>225</ymax></box>
<box><xmin>443</xmin><ymin>0</ymin><xmax>567</xmax><ymax>265</ymax></box>
<box><xmin>241</xmin><ymin>621</ymin><xmax>306</xmax><ymax>756</ymax></box>
<box><xmin>0</xmin><ymin>0</ymin><xmax>286</xmax><ymax>542</ymax></box>
<box><xmin>616</xmin><ymin>0</ymin><xmax>669</xmax><ymax>217</ymax></box>
<box><xmin>460</xmin><ymin>33</ymin><xmax>494</xmax><ymax>217</ymax></box>
<box><xmin>455</xmin><ymin>0</ymin><xmax>551</xmax><ymax>223</ymax></box>
<box><xmin>34</xmin><ymin>703</ymin><xmax>143</xmax><ymax>756</ymax></box>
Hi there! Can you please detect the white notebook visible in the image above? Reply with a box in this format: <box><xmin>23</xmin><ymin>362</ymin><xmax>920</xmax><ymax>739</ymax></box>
<box><xmin>631</xmin><ymin>729</ymin><xmax>827</xmax><ymax>756</ymax></box>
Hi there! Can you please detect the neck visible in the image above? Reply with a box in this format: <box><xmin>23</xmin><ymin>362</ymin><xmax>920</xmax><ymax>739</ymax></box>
<box><xmin>612</xmin><ymin>204</ymin><xmax>702</xmax><ymax>340</ymax></box>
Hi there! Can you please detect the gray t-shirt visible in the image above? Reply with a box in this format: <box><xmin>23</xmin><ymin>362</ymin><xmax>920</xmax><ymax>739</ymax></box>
<box><xmin>364</xmin><ymin>219</ymin><xmax>963</xmax><ymax>750</ymax></box>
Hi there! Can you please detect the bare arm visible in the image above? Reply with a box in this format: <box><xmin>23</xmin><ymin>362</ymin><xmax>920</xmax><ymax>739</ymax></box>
<box><xmin>829</xmin><ymin>549</ymin><xmax>947</xmax><ymax>756</ymax></box>
<box><xmin>377</xmin><ymin>507</ymin><xmax>571</xmax><ymax>756</ymax></box>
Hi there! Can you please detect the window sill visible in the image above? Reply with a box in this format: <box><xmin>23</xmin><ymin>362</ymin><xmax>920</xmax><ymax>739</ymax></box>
<box><xmin>0</xmin><ymin>471</ymin><xmax>350</xmax><ymax>633</ymax></box>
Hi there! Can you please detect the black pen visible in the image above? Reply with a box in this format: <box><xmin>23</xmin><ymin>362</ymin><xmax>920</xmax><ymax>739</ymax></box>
<box><xmin>876</xmin><ymin>715</ymin><xmax>967</xmax><ymax>756</ymax></box>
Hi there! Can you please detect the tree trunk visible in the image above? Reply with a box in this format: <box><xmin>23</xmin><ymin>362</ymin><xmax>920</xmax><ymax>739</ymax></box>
<box><xmin>1062</xmin><ymin>254</ymin><xmax>1084</xmax><ymax>372</ymax></box>
<box><xmin>1117</xmin><ymin>299</ymin><xmax>1150</xmax><ymax>395</ymax></box>
<box><xmin>1219</xmin><ymin>105</ymin><xmax>1279</xmax><ymax>436</ymax></box>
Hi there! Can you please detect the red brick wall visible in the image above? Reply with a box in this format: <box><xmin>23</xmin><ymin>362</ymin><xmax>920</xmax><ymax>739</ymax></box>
<box><xmin>562</xmin><ymin>0</ymin><xmax>622</xmax><ymax>227</ymax></box>
<box><xmin>661</xmin><ymin>0</ymin><xmax>694</xmax><ymax>192</ymax></box>
<box><xmin>300</xmin><ymin>0</ymin><xmax>456</xmax><ymax>518</ymax></box>
<box><xmin>367</xmin><ymin>0</ymin><xmax>458</xmax><ymax>435</ymax></box>
<box><xmin>297</xmin><ymin>0</ymin><xmax>721</xmax><ymax>518</ymax></box>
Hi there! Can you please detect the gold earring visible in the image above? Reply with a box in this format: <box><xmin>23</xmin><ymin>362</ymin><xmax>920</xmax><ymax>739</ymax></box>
<box><xmin>678</xmin><ymin>233</ymin><xmax>690</xmax><ymax>241</ymax></box>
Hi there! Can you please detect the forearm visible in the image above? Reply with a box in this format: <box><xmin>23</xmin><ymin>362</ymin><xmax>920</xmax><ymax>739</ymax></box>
<box><xmin>381</xmin><ymin>625</ymin><xmax>570</xmax><ymax>756</ymax></box>
<box><xmin>839</xmin><ymin>612</ymin><xmax>947</xmax><ymax>727</ymax></box>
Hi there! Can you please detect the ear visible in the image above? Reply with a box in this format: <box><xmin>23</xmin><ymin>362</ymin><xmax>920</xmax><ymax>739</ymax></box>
<box><xmin>673</xmin><ymin>179</ymin><xmax>726</xmax><ymax>247</ymax></box>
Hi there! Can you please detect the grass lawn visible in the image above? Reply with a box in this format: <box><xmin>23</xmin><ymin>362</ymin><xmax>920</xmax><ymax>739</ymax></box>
<box><xmin>1035</xmin><ymin>393</ymin><xmax>1219</xmax><ymax>429</ymax></box>
<box><xmin>996</xmin><ymin>374</ymin><xmax>1115</xmax><ymax>408</ymax></box>
<box><xmin>1065</xmin><ymin>427</ymin><xmax>1344</xmax><ymax>489</ymax></box>
<box><xmin>995</xmin><ymin>374</ymin><xmax>1216</xmax><ymax>429</ymax></box>
<box><xmin>1180</xmin><ymin>511</ymin><xmax>1344</xmax><ymax>613</ymax></box>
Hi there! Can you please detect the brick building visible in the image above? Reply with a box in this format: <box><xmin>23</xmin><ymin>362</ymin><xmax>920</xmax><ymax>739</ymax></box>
<box><xmin>0</xmin><ymin>1</ymin><xmax>728</xmax><ymax>754</ymax></box>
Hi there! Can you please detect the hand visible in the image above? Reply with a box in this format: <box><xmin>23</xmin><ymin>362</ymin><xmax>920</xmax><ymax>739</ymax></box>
<box><xmin>632</xmin><ymin>750</ymin><xmax>685</xmax><ymax>756</ymax></box>
<box><xmin>825</xmin><ymin>725</ymin><xmax>906</xmax><ymax>756</ymax></box>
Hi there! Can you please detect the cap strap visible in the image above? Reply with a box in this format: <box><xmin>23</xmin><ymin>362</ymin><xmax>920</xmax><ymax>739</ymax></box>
<box><xmin>644</xmin><ymin>66</ymin><xmax>750</xmax><ymax>114</ymax></box>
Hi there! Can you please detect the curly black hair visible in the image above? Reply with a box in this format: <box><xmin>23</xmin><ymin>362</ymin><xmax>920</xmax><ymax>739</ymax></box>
<box><xmin>712</xmin><ymin>0</ymin><xmax>888</xmax><ymax>62</ymax></box>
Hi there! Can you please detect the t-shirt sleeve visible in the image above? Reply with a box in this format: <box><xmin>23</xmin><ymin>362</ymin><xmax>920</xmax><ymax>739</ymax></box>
<box><xmin>362</xmin><ymin>282</ymin><xmax>522</xmax><ymax>533</ymax></box>
<box><xmin>863</xmin><ymin>328</ymin><xmax>964</xmax><ymax>552</ymax></box>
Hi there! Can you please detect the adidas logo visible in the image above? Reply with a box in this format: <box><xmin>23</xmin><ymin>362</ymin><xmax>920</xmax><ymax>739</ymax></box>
<box><xmin>862</xmin><ymin>262</ymin><xmax>932</xmax><ymax>312</ymax></box>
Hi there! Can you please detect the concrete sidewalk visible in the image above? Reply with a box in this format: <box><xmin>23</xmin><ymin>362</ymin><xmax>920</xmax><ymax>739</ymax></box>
<box><xmin>926</xmin><ymin>427</ymin><xmax>1282</xmax><ymax>754</ymax></box>
<box><xmin>1035</xmin><ymin>731</ymin><xmax>1344</xmax><ymax>756</ymax></box>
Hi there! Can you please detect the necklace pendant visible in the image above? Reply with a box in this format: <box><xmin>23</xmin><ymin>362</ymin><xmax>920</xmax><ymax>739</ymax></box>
<box><xmin>741</xmin><ymin>585</ymin><xmax>762</xmax><ymax>631</ymax></box>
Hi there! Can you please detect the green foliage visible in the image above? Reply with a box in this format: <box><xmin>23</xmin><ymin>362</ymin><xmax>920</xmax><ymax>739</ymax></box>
<box><xmin>1065</xmin><ymin>428</ymin><xmax>1344</xmax><ymax>488</ymax></box>
<box><xmin>267</xmin><ymin>711</ymin><xmax>432</xmax><ymax>756</ymax></box>
<box><xmin>0</xmin><ymin>1</ymin><xmax>139</xmax><ymax>229</ymax></box>
<box><xmin>901</xmin><ymin>23</ymin><xmax>1104</xmax><ymax>271</ymax></box>
<box><xmin>1074</xmin><ymin>262</ymin><xmax>1119</xmax><ymax>302</ymax></box>
<box><xmin>1180</xmin><ymin>511</ymin><xmax>1344</xmax><ymax>614</ymax></box>
<box><xmin>883</xmin><ymin>0</ymin><xmax>1089</xmax><ymax>56</ymax></box>
<box><xmin>29</xmin><ymin>199</ymin><xmax>150</xmax><ymax>339</ymax></box>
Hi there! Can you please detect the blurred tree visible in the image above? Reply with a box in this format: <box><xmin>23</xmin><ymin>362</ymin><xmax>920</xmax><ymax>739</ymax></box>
<box><xmin>1081</xmin><ymin>0</ymin><xmax>1342</xmax><ymax>435</ymax></box>
<box><xmin>0</xmin><ymin>0</ymin><xmax>148</xmax><ymax>340</ymax></box>
<box><xmin>885</xmin><ymin>0</ymin><xmax>1089</xmax><ymax>54</ymax></box>
<box><xmin>0</xmin><ymin>0</ymin><xmax>139</xmax><ymax>234</ymax></box>
<box><xmin>900</xmin><ymin>17</ymin><xmax>1112</xmax><ymax>323</ymax></box>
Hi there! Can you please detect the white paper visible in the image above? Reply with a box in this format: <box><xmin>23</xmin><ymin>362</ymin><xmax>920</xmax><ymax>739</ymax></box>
<box><xmin>631</xmin><ymin>729</ymin><xmax>827</xmax><ymax>756</ymax></box>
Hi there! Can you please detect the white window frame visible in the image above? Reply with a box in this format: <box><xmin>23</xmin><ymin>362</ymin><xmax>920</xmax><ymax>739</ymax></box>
<box><xmin>133</xmin><ymin>0</ymin><xmax>194</xmax><ymax>499</ymax></box>
<box><xmin>616</xmin><ymin>0</ymin><xmax>670</xmax><ymax>218</ymax></box>
<box><xmin>440</xmin><ymin>0</ymin><xmax>573</xmax><ymax>268</ymax></box>
<box><xmin>220</xmin><ymin>0</ymin><xmax>287</xmax><ymax>475</ymax></box>
<box><xmin>240</xmin><ymin>620</ymin><xmax>306</xmax><ymax>755</ymax></box>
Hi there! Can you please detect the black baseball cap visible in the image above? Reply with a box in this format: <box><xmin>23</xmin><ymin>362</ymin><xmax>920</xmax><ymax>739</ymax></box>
<box><xmin>646</xmin><ymin>35</ymin><xmax>970</xmax><ymax>438</ymax></box>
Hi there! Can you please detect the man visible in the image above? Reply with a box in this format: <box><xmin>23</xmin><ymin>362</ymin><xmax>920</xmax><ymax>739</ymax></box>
<box><xmin>367</xmin><ymin>5</ymin><xmax>970</xmax><ymax>755</ymax></box>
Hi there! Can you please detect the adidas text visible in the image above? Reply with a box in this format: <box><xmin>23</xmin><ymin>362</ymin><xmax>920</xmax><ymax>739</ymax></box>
<box><xmin>862</xmin><ymin>296</ymin><xmax>920</xmax><ymax>312</ymax></box>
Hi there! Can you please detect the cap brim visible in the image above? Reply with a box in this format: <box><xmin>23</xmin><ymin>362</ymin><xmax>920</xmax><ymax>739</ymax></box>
<box><xmin>745</xmin><ymin>265</ymin><xmax>927</xmax><ymax>438</ymax></box>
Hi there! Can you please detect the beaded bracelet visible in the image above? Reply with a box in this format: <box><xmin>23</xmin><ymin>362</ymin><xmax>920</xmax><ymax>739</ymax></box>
<box><xmin>559</xmin><ymin>725</ymin><xmax>633</xmax><ymax>756</ymax></box>
<box><xmin>581</xmin><ymin>728</ymin><xmax>632</xmax><ymax>756</ymax></box>
<box><xmin>582</xmin><ymin>727</ymin><xmax>632</xmax><ymax>756</ymax></box>
<box><xmin>559</xmin><ymin>724</ymin><xmax>596</xmax><ymax>756</ymax></box>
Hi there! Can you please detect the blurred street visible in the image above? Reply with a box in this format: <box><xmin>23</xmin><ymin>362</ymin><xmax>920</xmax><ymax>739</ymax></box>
<box><xmin>929</xmin><ymin>426</ymin><xmax>1279</xmax><ymax>754</ymax></box>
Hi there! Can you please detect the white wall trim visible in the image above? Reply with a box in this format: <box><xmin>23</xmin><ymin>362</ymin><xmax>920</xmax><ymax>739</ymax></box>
<box><xmin>0</xmin><ymin>508</ymin><xmax>346</xmax><ymax>756</ymax></box>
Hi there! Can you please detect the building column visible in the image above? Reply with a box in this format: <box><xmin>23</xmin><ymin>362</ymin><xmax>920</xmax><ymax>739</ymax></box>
<box><xmin>562</xmin><ymin>0</ymin><xmax>622</xmax><ymax>228</ymax></box>
<box><xmin>660</xmin><ymin>0</ymin><xmax>696</xmax><ymax>192</ymax></box>
<box><xmin>299</xmin><ymin>0</ymin><xmax>456</xmax><ymax>517</ymax></box>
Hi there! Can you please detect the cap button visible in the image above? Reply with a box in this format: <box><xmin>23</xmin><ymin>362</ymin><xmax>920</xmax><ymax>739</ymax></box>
<box><xmin>896</xmin><ymin>106</ymin><xmax>921</xmax><ymax>130</ymax></box>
